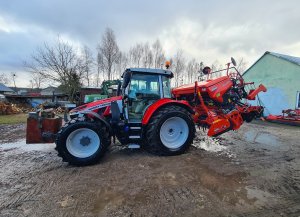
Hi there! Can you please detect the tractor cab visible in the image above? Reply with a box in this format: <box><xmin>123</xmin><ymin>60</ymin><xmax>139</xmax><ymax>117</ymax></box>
<box><xmin>121</xmin><ymin>68</ymin><xmax>173</xmax><ymax>122</ymax></box>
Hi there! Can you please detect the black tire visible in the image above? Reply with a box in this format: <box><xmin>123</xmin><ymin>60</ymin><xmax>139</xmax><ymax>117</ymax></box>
<box><xmin>144</xmin><ymin>105</ymin><xmax>195</xmax><ymax>156</ymax></box>
<box><xmin>243</xmin><ymin>112</ymin><xmax>255</xmax><ymax>123</ymax></box>
<box><xmin>55</xmin><ymin>117</ymin><xmax>111</xmax><ymax>166</ymax></box>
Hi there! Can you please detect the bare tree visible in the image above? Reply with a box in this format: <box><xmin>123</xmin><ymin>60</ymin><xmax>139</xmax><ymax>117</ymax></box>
<box><xmin>152</xmin><ymin>39</ymin><xmax>163</xmax><ymax>68</ymax></box>
<box><xmin>186</xmin><ymin>59</ymin><xmax>197</xmax><ymax>83</ymax></box>
<box><xmin>31</xmin><ymin>71</ymin><xmax>45</xmax><ymax>88</ymax></box>
<box><xmin>0</xmin><ymin>73</ymin><xmax>9</xmax><ymax>85</ymax></box>
<box><xmin>80</xmin><ymin>45</ymin><xmax>94</xmax><ymax>86</ymax></box>
<box><xmin>28</xmin><ymin>80</ymin><xmax>34</xmax><ymax>89</ymax></box>
<box><xmin>157</xmin><ymin>53</ymin><xmax>166</xmax><ymax>69</ymax></box>
<box><xmin>97</xmin><ymin>28</ymin><xmax>120</xmax><ymax>80</ymax></box>
<box><xmin>96</xmin><ymin>52</ymin><xmax>105</xmax><ymax>86</ymax></box>
<box><xmin>236</xmin><ymin>58</ymin><xmax>247</xmax><ymax>73</ymax></box>
<box><xmin>25</xmin><ymin>37</ymin><xmax>83</xmax><ymax>101</ymax></box>
<box><xmin>131</xmin><ymin>43</ymin><xmax>144</xmax><ymax>67</ymax></box>
<box><xmin>171</xmin><ymin>50</ymin><xmax>185</xmax><ymax>87</ymax></box>
<box><xmin>141</xmin><ymin>43</ymin><xmax>153</xmax><ymax>68</ymax></box>
<box><xmin>127</xmin><ymin>48</ymin><xmax>135</xmax><ymax>67</ymax></box>
<box><xmin>115</xmin><ymin>52</ymin><xmax>128</xmax><ymax>77</ymax></box>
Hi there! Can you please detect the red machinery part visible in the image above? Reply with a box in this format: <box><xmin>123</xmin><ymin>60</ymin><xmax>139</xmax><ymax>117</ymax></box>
<box><xmin>247</xmin><ymin>84</ymin><xmax>267</xmax><ymax>100</ymax></box>
<box><xmin>172</xmin><ymin>76</ymin><xmax>265</xmax><ymax>137</ymax></box>
<box><xmin>26</xmin><ymin>113</ymin><xmax>62</xmax><ymax>144</ymax></box>
<box><xmin>207</xmin><ymin>118</ymin><xmax>231</xmax><ymax>137</ymax></box>
<box><xmin>266</xmin><ymin>109</ymin><xmax>300</xmax><ymax>126</ymax></box>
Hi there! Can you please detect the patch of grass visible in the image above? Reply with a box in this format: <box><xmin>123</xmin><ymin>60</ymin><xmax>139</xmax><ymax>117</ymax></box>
<box><xmin>0</xmin><ymin>113</ymin><xmax>28</xmax><ymax>125</ymax></box>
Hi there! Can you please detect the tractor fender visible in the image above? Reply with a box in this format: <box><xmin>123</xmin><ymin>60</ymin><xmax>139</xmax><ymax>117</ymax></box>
<box><xmin>142</xmin><ymin>99</ymin><xmax>194</xmax><ymax>125</ymax></box>
<box><xmin>79</xmin><ymin>110</ymin><xmax>113</xmax><ymax>136</ymax></box>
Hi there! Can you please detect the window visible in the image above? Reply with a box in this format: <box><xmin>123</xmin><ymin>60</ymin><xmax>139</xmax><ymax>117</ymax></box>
<box><xmin>162</xmin><ymin>76</ymin><xmax>171</xmax><ymax>98</ymax></box>
<box><xmin>128</xmin><ymin>74</ymin><xmax>160</xmax><ymax>98</ymax></box>
<box><xmin>127</xmin><ymin>73</ymin><xmax>161</xmax><ymax>122</ymax></box>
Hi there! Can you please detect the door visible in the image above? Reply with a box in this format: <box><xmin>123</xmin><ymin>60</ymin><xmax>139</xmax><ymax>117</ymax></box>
<box><xmin>127</xmin><ymin>73</ymin><xmax>161</xmax><ymax>122</ymax></box>
<box><xmin>296</xmin><ymin>91</ymin><xmax>300</xmax><ymax>109</ymax></box>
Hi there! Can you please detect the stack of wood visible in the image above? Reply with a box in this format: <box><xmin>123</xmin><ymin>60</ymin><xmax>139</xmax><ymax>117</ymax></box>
<box><xmin>0</xmin><ymin>101</ymin><xmax>68</xmax><ymax>115</ymax></box>
<box><xmin>0</xmin><ymin>102</ymin><xmax>23</xmax><ymax>115</ymax></box>
<box><xmin>55</xmin><ymin>107</ymin><xmax>65</xmax><ymax>114</ymax></box>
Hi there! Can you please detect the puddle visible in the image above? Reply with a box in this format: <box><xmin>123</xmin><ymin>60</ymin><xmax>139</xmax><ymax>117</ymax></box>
<box><xmin>0</xmin><ymin>139</ymin><xmax>55</xmax><ymax>153</ymax></box>
<box><xmin>255</xmin><ymin>134</ymin><xmax>281</xmax><ymax>146</ymax></box>
<box><xmin>244</xmin><ymin>131</ymin><xmax>257</xmax><ymax>142</ymax></box>
<box><xmin>244</xmin><ymin>131</ymin><xmax>281</xmax><ymax>147</ymax></box>
<box><xmin>246</xmin><ymin>186</ymin><xmax>275</xmax><ymax>206</ymax></box>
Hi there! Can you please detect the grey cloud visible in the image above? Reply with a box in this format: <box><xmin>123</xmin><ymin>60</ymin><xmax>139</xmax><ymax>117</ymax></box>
<box><xmin>0</xmin><ymin>0</ymin><xmax>300</xmax><ymax>86</ymax></box>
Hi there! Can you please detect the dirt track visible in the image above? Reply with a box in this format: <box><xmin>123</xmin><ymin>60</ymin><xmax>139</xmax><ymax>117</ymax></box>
<box><xmin>0</xmin><ymin>121</ymin><xmax>300</xmax><ymax>217</ymax></box>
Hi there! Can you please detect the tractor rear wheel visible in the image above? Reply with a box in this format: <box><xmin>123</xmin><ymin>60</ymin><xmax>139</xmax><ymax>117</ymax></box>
<box><xmin>144</xmin><ymin>105</ymin><xmax>195</xmax><ymax>155</ymax></box>
<box><xmin>55</xmin><ymin>117</ymin><xmax>110</xmax><ymax>166</ymax></box>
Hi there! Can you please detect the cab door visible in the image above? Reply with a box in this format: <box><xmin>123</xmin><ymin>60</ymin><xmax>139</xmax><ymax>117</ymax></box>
<box><xmin>127</xmin><ymin>73</ymin><xmax>161</xmax><ymax>122</ymax></box>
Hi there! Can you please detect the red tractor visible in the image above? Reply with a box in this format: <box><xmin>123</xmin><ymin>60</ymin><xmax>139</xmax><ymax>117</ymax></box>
<box><xmin>55</xmin><ymin>58</ymin><xmax>266</xmax><ymax>166</ymax></box>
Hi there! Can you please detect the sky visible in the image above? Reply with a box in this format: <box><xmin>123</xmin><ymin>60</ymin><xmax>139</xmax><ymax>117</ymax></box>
<box><xmin>0</xmin><ymin>0</ymin><xmax>300</xmax><ymax>87</ymax></box>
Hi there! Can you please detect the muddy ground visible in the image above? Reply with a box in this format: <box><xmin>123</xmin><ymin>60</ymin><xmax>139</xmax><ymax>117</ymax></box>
<box><xmin>0</xmin><ymin>121</ymin><xmax>299</xmax><ymax>217</ymax></box>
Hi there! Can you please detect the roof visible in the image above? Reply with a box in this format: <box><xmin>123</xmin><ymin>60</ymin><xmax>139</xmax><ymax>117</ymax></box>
<box><xmin>40</xmin><ymin>87</ymin><xmax>65</xmax><ymax>96</ymax></box>
<box><xmin>0</xmin><ymin>83</ymin><xmax>14</xmax><ymax>92</ymax></box>
<box><xmin>269</xmin><ymin>52</ymin><xmax>300</xmax><ymax>66</ymax></box>
<box><xmin>126</xmin><ymin>68</ymin><xmax>173</xmax><ymax>76</ymax></box>
<box><xmin>244</xmin><ymin>51</ymin><xmax>300</xmax><ymax>76</ymax></box>
<box><xmin>9</xmin><ymin>87</ymin><xmax>41</xmax><ymax>93</ymax></box>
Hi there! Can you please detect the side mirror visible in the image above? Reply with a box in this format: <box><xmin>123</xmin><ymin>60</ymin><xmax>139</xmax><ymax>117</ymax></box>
<box><xmin>117</xmin><ymin>82</ymin><xmax>121</xmax><ymax>96</ymax></box>
<box><xmin>202</xmin><ymin>66</ymin><xmax>211</xmax><ymax>75</ymax></box>
<box><xmin>122</xmin><ymin>70</ymin><xmax>132</xmax><ymax>89</ymax></box>
<box><xmin>231</xmin><ymin>57</ymin><xmax>237</xmax><ymax>66</ymax></box>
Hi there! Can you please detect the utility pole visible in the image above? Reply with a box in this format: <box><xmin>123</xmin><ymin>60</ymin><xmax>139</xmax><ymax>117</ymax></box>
<box><xmin>12</xmin><ymin>73</ymin><xmax>16</xmax><ymax>89</ymax></box>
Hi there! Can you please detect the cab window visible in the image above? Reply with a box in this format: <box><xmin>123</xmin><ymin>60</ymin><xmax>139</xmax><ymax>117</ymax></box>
<box><xmin>128</xmin><ymin>74</ymin><xmax>160</xmax><ymax>98</ymax></box>
<box><xmin>162</xmin><ymin>76</ymin><xmax>171</xmax><ymax>98</ymax></box>
<box><xmin>127</xmin><ymin>73</ymin><xmax>161</xmax><ymax>122</ymax></box>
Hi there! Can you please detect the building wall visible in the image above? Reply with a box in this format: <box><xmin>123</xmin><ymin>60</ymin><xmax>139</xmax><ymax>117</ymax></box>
<box><xmin>243</xmin><ymin>54</ymin><xmax>300</xmax><ymax>115</ymax></box>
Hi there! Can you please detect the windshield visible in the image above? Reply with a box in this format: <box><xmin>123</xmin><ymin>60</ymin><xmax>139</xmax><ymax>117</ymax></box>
<box><xmin>128</xmin><ymin>73</ymin><xmax>160</xmax><ymax>99</ymax></box>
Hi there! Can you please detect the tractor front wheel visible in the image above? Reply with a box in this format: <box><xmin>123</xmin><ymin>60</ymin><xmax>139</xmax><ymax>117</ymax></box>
<box><xmin>144</xmin><ymin>105</ymin><xmax>195</xmax><ymax>155</ymax></box>
<box><xmin>55</xmin><ymin>117</ymin><xmax>110</xmax><ymax>166</ymax></box>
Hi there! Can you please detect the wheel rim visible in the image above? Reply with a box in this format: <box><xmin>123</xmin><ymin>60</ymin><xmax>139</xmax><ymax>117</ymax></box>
<box><xmin>160</xmin><ymin>117</ymin><xmax>189</xmax><ymax>149</ymax></box>
<box><xmin>66</xmin><ymin>128</ymin><xmax>100</xmax><ymax>158</ymax></box>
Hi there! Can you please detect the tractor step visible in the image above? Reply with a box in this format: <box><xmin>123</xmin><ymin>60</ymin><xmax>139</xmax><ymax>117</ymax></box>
<box><xmin>128</xmin><ymin>144</ymin><xmax>140</xmax><ymax>149</ymax></box>
<box><xmin>127</xmin><ymin>123</ymin><xmax>142</xmax><ymax>142</ymax></box>
<box><xmin>129</xmin><ymin>135</ymin><xmax>141</xmax><ymax>139</ymax></box>
<box><xmin>130</xmin><ymin>126</ymin><xmax>141</xmax><ymax>130</ymax></box>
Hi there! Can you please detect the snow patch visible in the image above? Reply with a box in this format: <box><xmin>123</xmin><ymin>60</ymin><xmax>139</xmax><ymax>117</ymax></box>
<box><xmin>0</xmin><ymin>139</ymin><xmax>55</xmax><ymax>153</ymax></box>
<box><xmin>193</xmin><ymin>135</ymin><xmax>227</xmax><ymax>152</ymax></box>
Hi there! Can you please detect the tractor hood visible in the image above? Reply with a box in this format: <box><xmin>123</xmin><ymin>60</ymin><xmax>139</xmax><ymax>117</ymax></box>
<box><xmin>70</xmin><ymin>96</ymin><xmax>122</xmax><ymax>115</ymax></box>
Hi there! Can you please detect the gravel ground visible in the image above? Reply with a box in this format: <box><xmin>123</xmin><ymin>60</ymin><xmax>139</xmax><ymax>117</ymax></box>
<box><xmin>0</xmin><ymin>121</ymin><xmax>299</xmax><ymax>217</ymax></box>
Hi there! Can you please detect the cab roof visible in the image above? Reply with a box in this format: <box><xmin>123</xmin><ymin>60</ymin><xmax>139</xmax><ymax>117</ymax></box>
<box><xmin>125</xmin><ymin>68</ymin><xmax>173</xmax><ymax>77</ymax></box>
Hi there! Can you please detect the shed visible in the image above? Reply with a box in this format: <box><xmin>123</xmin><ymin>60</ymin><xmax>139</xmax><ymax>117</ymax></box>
<box><xmin>0</xmin><ymin>83</ymin><xmax>14</xmax><ymax>94</ymax></box>
<box><xmin>40</xmin><ymin>86</ymin><xmax>64</xmax><ymax>96</ymax></box>
<box><xmin>243</xmin><ymin>51</ymin><xmax>300</xmax><ymax>115</ymax></box>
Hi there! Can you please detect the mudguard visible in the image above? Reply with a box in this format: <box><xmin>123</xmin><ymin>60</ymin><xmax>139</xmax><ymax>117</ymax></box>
<box><xmin>142</xmin><ymin>98</ymin><xmax>194</xmax><ymax>125</ymax></box>
<box><xmin>79</xmin><ymin>110</ymin><xmax>113</xmax><ymax>136</ymax></box>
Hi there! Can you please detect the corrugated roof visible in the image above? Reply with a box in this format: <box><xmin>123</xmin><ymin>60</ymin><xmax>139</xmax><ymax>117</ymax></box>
<box><xmin>243</xmin><ymin>51</ymin><xmax>300</xmax><ymax>76</ymax></box>
<box><xmin>0</xmin><ymin>83</ymin><xmax>14</xmax><ymax>92</ymax></box>
<box><xmin>268</xmin><ymin>51</ymin><xmax>300</xmax><ymax>66</ymax></box>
